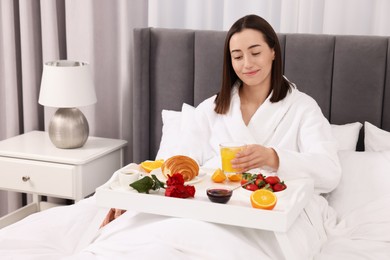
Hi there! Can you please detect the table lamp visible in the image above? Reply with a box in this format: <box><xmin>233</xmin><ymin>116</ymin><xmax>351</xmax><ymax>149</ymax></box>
<box><xmin>38</xmin><ymin>60</ymin><xmax>97</xmax><ymax>149</ymax></box>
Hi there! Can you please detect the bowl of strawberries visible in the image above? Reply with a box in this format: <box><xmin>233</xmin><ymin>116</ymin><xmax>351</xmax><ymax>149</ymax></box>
<box><xmin>239</xmin><ymin>172</ymin><xmax>287</xmax><ymax>198</ymax></box>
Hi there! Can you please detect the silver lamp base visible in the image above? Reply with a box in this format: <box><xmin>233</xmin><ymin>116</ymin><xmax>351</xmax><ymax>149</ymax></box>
<box><xmin>48</xmin><ymin>108</ymin><xmax>89</xmax><ymax>149</ymax></box>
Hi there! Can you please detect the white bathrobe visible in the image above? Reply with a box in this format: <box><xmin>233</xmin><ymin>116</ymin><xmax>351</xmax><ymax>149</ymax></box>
<box><xmin>0</xmin><ymin>86</ymin><xmax>341</xmax><ymax>260</ymax></box>
<box><xmin>179</xmin><ymin>85</ymin><xmax>341</xmax><ymax>194</ymax></box>
<box><xmin>173</xmin><ymin>85</ymin><xmax>342</xmax><ymax>258</ymax></box>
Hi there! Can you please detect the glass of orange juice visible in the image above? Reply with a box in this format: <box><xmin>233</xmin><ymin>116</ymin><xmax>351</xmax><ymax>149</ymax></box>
<box><xmin>220</xmin><ymin>142</ymin><xmax>246</xmax><ymax>179</ymax></box>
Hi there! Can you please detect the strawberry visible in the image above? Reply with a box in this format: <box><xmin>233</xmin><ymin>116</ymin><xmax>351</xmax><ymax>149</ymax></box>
<box><xmin>255</xmin><ymin>179</ymin><xmax>266</xmax><ymax>188</ymax></box>
<box><xmin>265</xmin><ymin>176</ymin><xmax>280</xmax><ymax>185</ymax></box>
<box><xmin>262</xmin><ymin>183</ymin><xmax>273</xmax><ymax>192</ymax></box>
<box><xmin>273</xmin><ymin>181</ymin><xmax>287</xmax><ymax>192</ymax></box>
<box><xmin>245</xmin><ymin>183</ymin><xmax>258</xmax><ymax>191</ymax></box>
<box><xmin>241</xmin><ymin>172</ymin><xmax>252</xmax><ymax>185</ymax></box>
<box><xmin>240</xmin><ymin>179</ymin><xmax>248</xmax><ymax>186</ymax></box>
<box><xmin>256</xmin><ymin>173</ymin><xmax>265</xmax><ymax>181</ymax></box>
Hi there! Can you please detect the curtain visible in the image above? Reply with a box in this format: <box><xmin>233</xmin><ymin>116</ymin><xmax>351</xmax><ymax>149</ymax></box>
<box><xmin>0</xmin><ymin>0</ymin><xmax>147</xmax><ymax>218</ymax></box>
<box><xmin>1</xmin><ymin>0</ymin><xmax>388</xmax><ymax>217</ymax></box>
<box><xmin>148</xmin><ymin>0</ymin><xmax>390</xmax><ymax>36</ymax></box>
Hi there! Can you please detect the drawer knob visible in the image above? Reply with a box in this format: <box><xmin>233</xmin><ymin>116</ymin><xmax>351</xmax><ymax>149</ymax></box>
<box><xmin>22</xmin><ymin>176</ymin><xmax>30</xmax><ymax>182</ymax></box>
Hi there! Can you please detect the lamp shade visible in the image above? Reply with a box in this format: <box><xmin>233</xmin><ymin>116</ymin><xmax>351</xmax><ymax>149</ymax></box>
<box><xmin>38</xmin><ymin>60</ymin><xmax>97</xmax><ymax>108</ymax></box>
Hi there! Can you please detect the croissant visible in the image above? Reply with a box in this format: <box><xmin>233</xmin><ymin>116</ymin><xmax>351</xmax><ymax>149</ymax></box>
<box><xmin>161</xmin><ymin>155</ymin><xmax>199</xmax><ymax>181</ymax></box>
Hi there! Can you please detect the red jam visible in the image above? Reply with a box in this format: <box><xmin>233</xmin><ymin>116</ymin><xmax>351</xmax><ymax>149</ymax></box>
<box><xmin>206</xmin><ymin>188</ymin><xmax>232</xmax><ymax>204</ymax></box>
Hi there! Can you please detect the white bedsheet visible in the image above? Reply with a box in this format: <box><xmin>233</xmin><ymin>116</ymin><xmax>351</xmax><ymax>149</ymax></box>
<box><xmin>0</xmin><ymin>194</ymin><xmax>315</xmax><ymax>260</ymax></box>
<box><xmin>0</xmin><ymin>194</ymin><xmax>389</xmax><ymax>259</ymax></box>
<box><xmin>316</xmin><ymin>195</ymin><xmax>390</xmax><ymax>260</ymax></box>
<box><xmin>0</xmin><ymin>196</ymin><xmax>286</xmax><ymax>260</ymax></box>
<box><xmin>0</xmin><ymin>197</ymin><xmax>103</xmax><ymax>259</ymax></box>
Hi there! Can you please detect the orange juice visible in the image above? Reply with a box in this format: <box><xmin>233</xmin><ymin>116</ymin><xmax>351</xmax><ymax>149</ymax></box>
<box><xmin>220</xmin><ymin>142</ymin><xmax>245</xmax><ymax>176</ymax></box>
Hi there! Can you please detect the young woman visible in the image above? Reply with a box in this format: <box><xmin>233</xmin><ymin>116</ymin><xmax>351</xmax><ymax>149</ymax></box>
<box><xmin>168</xmin><ymin>14</ymin><xmax>342</xmax><ymax>258</ymax></box>
<box><xmin>178</xmin><ymin>14</ymin><xmax>340</xmax><ymax>193</ymax></box>
<box><xmin>0</xmin><ymin>15</ymin><xmax>341</xmax><ymax>260</ymax></box>
<box><xmin>104</xmin><ymin>14</ymin><xmax>341</xmax><ymax>259</ymax></box>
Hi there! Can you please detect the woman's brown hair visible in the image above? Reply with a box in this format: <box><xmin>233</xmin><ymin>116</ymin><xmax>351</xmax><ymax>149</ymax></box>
<box><xmin>214</xmin><ymin>14</ymin><xmax>291</xmax><ymax>114</ymax></box>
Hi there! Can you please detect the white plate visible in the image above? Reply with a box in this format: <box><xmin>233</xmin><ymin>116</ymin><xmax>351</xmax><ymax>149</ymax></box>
<box><xmin>149</xmin><ymin>168</ymin><xmax>207</xmax><ymax>185</ymax></box>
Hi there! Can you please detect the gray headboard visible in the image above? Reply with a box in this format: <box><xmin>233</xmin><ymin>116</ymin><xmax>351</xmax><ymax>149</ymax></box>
<box><xmin>132</xmin><ymin>27</ymin><xmax>390</xmax><ymax>162</ymax></box>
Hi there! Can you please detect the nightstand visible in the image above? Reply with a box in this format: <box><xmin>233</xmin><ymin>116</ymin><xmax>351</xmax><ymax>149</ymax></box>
<box><xmin>0</xmin><ymin>131</ymin><xmax>127</xmax><ymax>228</ymax></box>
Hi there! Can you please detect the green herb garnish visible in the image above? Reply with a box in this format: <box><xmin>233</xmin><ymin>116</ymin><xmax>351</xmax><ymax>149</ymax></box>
<box><xmin>130</xmin><ymin>174</ymin><xmax>165</xmax><ymax>193</ymax></box>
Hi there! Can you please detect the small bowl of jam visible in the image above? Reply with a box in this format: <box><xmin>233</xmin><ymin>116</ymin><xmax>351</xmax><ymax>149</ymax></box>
<box><xmin>206</xmin><ymin>188</ymin><xmax>232</xmax><ymax>204</ymax></box>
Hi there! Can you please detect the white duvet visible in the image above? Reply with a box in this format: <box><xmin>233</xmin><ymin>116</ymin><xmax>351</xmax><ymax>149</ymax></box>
<box><xmin>0</xmin><ymin>194</ymin><xmax>389</xmax><ymax>260</ymax></box>
<box><xmin>316</xmin><ymin>195</ymin><xmax>390</xmax><ymax>260</ymax></box>
<box><xmin>0</xmin><ymin>196</ymin><xmax>285</xmax><ymax>260</ymax></box>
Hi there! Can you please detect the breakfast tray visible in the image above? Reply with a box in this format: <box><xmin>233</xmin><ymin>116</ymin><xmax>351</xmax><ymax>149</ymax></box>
<box><xmin>95</xmin><ymin>166</ymin><xmax>313</xmax><ymax>233</ymax></box>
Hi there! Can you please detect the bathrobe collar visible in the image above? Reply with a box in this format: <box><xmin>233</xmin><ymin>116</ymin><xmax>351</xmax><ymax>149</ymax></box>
<box><xmin>223</xmin><ymin>82</ymin><xmax>296</xmax><ymax>145</ymax></box>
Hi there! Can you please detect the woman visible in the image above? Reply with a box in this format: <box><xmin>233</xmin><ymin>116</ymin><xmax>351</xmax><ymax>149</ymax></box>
<box><xmin>164</xmin><ymin>14</ymin><xmax>341</xmax><ymax>258</ymax></box>
<box><xmin>104</xmin><ymin>14</ymin><xmax>341</xmax><ymax>259</ymax></box>
<box><xmin>215</xmin><ymin>14</ymin><xmax>289</xmax><ymax>173</ymax></box>
<box><xmin>178</xmin><ymin>14</ymin><xmax>340</xmax><ymax>193</ymax></box>
<box><xmin>0</xmin><ymin>15</ymin><xmax>341</xmax><ymax>260</ymax></box>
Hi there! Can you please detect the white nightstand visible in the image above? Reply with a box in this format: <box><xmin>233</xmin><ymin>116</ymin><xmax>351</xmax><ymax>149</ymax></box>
<box><xmin>0</xmin><ymin>131</ymin><xmax>127</xmax><ymax>228</ymax></box>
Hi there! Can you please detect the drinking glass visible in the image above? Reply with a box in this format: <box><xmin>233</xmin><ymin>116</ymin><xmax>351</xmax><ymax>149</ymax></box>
<box><xmin>219</xmin><ymin>142</ymin><xmax>246</xmax><ymax>178</ymax></box>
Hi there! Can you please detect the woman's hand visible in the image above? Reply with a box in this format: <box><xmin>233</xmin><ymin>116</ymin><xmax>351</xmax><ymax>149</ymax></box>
<box><xmin>231</xmin><ymin>144</ymin><xmax>279</xmax><ymax>173</ymax></box>
<box><xmin>99</xmin><ymin>208</ymin><xmax>126</xmax><ymax>228</ymax></box>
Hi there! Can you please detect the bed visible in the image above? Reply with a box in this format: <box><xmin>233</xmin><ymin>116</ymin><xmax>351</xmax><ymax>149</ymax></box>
<box><xmin>1</xmin><ymin>28</ymin><xmax>390</xmax><ymax>259</ymax></box>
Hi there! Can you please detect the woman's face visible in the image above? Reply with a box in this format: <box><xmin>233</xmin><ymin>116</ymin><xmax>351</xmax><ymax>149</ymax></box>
<box><xmin>229</xmin><ymin>28</ymin><xmax>275</xmax><ymax>89</ymax></box>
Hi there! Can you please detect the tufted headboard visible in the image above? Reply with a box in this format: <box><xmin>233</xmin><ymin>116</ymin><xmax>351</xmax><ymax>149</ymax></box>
<box><xmin>132</xmin><ymin>28</ymin><xmax>390</xmax><ymax>162</ymax></box>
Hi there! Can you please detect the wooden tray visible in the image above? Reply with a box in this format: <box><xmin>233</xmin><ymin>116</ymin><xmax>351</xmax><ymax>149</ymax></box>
<box><xmin>95</xmin><ymin>166</ymin><xmax>313</xmax><ymax>232</ymax></box>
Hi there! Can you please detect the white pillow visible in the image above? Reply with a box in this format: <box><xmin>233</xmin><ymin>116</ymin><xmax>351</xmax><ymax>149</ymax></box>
<box><xmin>155</xmin><ymin>109</ymin><xmax>181</xmax><ymax>160</ymax></box>
<box><xmin>364</xmin><ymin>121</ymin><xmax>390</xmax><ymax>152</ymax></box>
<box><xmin>155</xmin><ymin>103</ymin><xmax>195</xmax><ymax>160</ymax></box>
<box><xmin>327</xmin><ymin>150</ymin><xmax>390</xmax><ymax>219</ymax></box>
<box><xmin>331</xmin><ymin>122</ymin><xmax>362</xmax><ymax>151</ymax></box>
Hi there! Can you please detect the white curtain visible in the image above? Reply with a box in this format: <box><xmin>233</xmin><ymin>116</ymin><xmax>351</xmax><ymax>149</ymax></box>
<box><xmin>0</xmin><ymin>0</ymin><xmax>147</xmax><ymax>218</ymax></box>
<box><xmin>1</xmin><ymin>0</ymin><xmax>388</xmax><ymax>217</ymax></box>
<box><xmin>148</xmin><ymin>0</ymin><xmax>390</xmax><ymax>36</ymax></box>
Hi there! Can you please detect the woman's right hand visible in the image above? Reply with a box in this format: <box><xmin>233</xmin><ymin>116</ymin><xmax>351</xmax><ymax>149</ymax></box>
<box><xmin>231</xmin><ymin>144</ymin><xmax>279</xmax><ymax>173</ymax></box>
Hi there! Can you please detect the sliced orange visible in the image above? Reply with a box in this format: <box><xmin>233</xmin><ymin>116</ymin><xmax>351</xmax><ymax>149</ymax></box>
<box><xmin>227</xmin><ymin>173</ymin><xmax>242</xmax><ymax>182</ymax></box>
<box><xmin>211</xmin><ymin>168</ymin><xmax>226</xmax><ymax>183</ymax></box>
<box><xmin>140</xmin><ymin>159</ymin><xmax>164</xmax><ymax>173</ymax></box>
<box><xmin>250</xmin><ymin>189</ymin><xmax>277</xmax><ymax>210</ymax></box>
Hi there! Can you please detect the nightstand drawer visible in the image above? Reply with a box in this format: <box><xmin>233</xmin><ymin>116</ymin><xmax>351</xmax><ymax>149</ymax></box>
<box><xmin>0</xmin><ymin>157</ymin><xmax>75</xmax><ymax>198</ymax></box>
